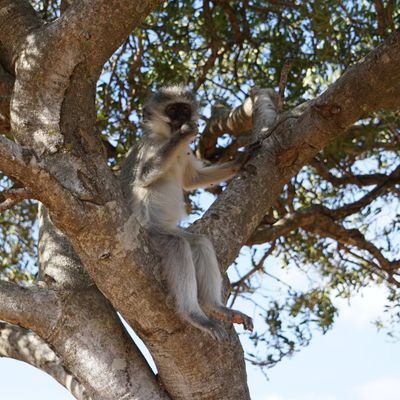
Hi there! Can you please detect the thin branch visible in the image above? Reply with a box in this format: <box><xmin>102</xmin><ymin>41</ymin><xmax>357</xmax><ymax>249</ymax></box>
<box><xmin>249</xmin><ymin>185</ymin><xmax>398</xmax><ymax>247</ymax></box>
<box><xmin>0</xmin><ymin>322</ymin><xmax>91</xmax><ymax>400</ymax></box>
<box><xmin>310</xmin><ymin>159</ymin><xmax>396</xmax><ymax>187</ymax></box>
<box><xmin>308</xmin><ymin>222</ymin><xmax>400</xmax><ymax>279</ymax></box>
<box><xmin>214</xmin><ymin>0</ymin><xmax>245</xmax><ymax>42</ymax></box>
<box><xmin>277</xmin><ymin>58</ymin><xmax>294</xmax><ymax>112</ymax></box>
<box><xmin>248</xmin><ymin>204</ymin><xmax>400</xmax><ymax>284</ymax></box>
<box><xmin>0</xmin><ymin>187</ymin><xmax>32</xmax><ymax>211</ymax></box>
<box><xmin>230</xmin><ymin>243</ymin><xmax>276</xmax><ymax>307</ymax></box>
<box><xmin>374</xmin><ymin>0</ymin><xmax>386</xmax><ymax>36</ymax></box>
<box><xmin>37</xmin><ymin>205</ymin><xmax>170</xmax><ymax>400</ymax></box>
<box><xmin>386</xmin><ymin>0</ymin><xmax>395</xmax><ymax>31</ymax></box>
<box><xmin>328</xmin><ymin>164</ymin><xmax>400</xmax><ymax>219</ymax></box>
<box><xmin>248</xmin><ymin>206</ymin><xmax>322</xmax><ymax>245</ymax></box>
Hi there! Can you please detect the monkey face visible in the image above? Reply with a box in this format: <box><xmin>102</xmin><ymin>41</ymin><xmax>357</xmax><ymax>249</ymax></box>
<box><xmin>142</xmin><ymin>86</ymin><xmax>198</xmax><ymax>138</ymax></box>
<box><xmin>165</xmin><ymin>102</ymin><xmax>193</xmax><ymax>130</ymax></box>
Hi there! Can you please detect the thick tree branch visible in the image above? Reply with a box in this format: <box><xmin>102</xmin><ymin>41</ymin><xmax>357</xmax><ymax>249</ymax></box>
<box><xmin>0</xmin><ymin>63</ymin><xmax>13</xmax><ymax>133</ymax></box>
<box><xmin>0</xmin><ymin>135</ymin><xmax>86</xmax><ymax>230</ymax></box>
<box><xmin>38</xmin><ymin>205</ymin><xmax>168</xmax><ymax>400</ymax></box>
<box><xmin>64</xmin><ymin>204</ymin><xmax>250</xmax><ymax>400</ymax></box>
<box><xmin>0</xmin><ymin>135</ymin><xmax>33</xmax><ymax>177</ymax></box>
<box><xmin>0</xmin><ymin>280</ymin><xmax>60</xmax><ymax>337</ymax></box>
<box><xmin>0</xmin><ymin>0</ymin><xmax>42</xmax><ymax>72</ymax></box>
<box><xmin>6</xmin><ymin>0</ymin><xmax>163</xmax><ymax>156</ymax></box>
<box><xmin>56</xmin><ymin>0</ymin><xmax>164</xmax><ymax>70</ymax></box>
<box><xmin>193</xmin><ymin>31</ymin><xmax>400</xmax><ymax>271</ymax></box>
<box><xmin>0</xmin><ymin>322</ymin><xmax>91</xmax><ymax>400</ymax></box>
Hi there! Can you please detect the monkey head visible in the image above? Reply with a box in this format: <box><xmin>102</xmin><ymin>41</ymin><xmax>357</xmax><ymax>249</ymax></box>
<box><xmin>143</xmin><ymin>85</ymin><xmax>199</xmax><ymax>138</ymax></box>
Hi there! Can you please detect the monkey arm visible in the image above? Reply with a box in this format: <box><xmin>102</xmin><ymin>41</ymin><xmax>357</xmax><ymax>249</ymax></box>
<box><xmin>140</xmin><ymin>123</ymin><xmax>196</xmax><ymax>187</ymax></box>
<box><xmin>183</xmin><ymin>153</ymin><xmax>248</xmax><ymax>190</ymax></box>
<box><xmin>182</xmin><ymin>163</ymin><xmax>238</xmax><ymax>190</ymax></box>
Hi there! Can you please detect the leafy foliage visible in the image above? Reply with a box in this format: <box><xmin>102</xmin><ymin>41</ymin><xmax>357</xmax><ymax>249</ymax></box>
<box><xmin>2</xmin><ymin>0</ymin><xmax>398</xmax><ymax>369</ymax></box>
<box><xmin>0</xmin><ymin>175</ymin><xmax>37</xmax><ymax>283</ymax></box>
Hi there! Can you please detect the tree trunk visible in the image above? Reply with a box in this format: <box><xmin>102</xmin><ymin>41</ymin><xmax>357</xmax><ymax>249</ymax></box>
<box><xmin>0</xmin><ymin>1</ymin><xmax>399</xmax><ymax>399</ymax></box>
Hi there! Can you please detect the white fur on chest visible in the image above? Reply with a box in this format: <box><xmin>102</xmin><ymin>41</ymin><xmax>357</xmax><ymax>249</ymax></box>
<box><xmin>133</xmin><ymin>150</ymin><xmax>189</xmax><ymax>228</ymax></box>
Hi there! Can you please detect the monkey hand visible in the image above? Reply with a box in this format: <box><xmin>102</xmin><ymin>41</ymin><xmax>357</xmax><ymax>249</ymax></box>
<box><xmin>178</xmin><ymin>121</ymin><xmax>198</xmax><ymax>141</ymax></box>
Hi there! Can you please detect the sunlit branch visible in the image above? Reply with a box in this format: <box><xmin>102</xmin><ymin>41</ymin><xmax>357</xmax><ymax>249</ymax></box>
<box><xmin>0</xmin><ymin>135</ymin><xmax>85</xmax><ymax>230</ymax></box>
<box><xmin>199</xmin><ymin>99</ymin><xmax>253</xmax><ymax>159</ymax></box>
<box><xmin>0</xmin><ymin>322</ymin><xmax>91</xmax><ymax>400</ymax></box>
<box><xmin>0</xmin><ymin>0</ymin><xmax>42</xmax><ymax>72</ymax></box>
<box><xmin>0</xmin><ymin>280</ymin><xmax>60</xmax><ymax>337</ymax></box>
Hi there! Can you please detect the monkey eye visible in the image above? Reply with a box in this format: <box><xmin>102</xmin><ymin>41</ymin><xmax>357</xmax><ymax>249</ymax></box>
<box><xmin>165</xmin><ymin>104</ymin><xmax>178</xmax><ymax>115</ymax></box>
<box><xmin>165</xmin><ymin>103</ymin><xmax>192</xmax><ymax>120</ymax></box>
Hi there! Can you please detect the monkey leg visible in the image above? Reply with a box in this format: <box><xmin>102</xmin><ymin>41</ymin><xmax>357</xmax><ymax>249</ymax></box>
<box><xmin>183</xmin><ymin>231</ymin><xmax>254</xmax><ymax>332</ymax></box>
<box><xmin>181</xmin><ymin>232</ymin><xmax>223</xmax><ymax>303</ymax></box>
<box><xmin>149</xmin><ymin>227</ymin><xmax>228</xmax><ymax>341</ymax></box>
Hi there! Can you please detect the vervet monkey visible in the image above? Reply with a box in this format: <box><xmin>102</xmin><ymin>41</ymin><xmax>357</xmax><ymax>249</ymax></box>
<box><xmin>121</xmin><ymin>86</ymin><xmax>253</xmax><ymax>341</ymax></box>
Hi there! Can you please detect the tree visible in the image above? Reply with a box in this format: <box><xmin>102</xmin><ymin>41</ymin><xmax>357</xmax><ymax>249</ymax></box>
<box><xmin>0</xmin><ymin>1</ymin><xmax>399</xmax><ymax>399</ymax></box>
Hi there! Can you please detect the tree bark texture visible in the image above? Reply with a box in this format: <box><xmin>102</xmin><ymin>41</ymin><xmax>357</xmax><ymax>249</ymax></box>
<box><xmin>0</xmin><ymin>1</ymin><xmax>400</xmax><ymax>399</ymax></box>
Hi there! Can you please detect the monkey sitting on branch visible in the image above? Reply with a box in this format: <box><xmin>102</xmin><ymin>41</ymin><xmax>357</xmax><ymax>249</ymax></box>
<box><xmin>122</xmin><ymin>86</ymin><xmax>253</xmax><ymax>341</ymax></box>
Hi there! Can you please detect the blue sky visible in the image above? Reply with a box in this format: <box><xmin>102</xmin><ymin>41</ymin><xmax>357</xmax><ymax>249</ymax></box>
<box><xmin>248</xmin><ymin>285</ymin><xmax>400</xmax><ymax>400</ymax></box>
<box><xmin>1</xmin><ymin>283</ymin><xmax>399</xmax><ymax>400</ymax></box>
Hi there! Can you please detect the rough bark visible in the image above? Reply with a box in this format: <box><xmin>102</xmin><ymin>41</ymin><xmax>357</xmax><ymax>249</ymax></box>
<box><xmin>0</xmin><ymin>64</ymin><xmax>13</xmax><ymax>133</ymax></box>
<box><xmin>0</xmin><ymin>322</ymin><xmax>91</xmax><ymax>400</ymax></box>
<box><xmin>0</xmin><ymin>0</ymin><xmax>42</xmax><ymax>73</ymax></box>
<box><xmin>0</xmin><ymin>280</ymin><xmax>59</xmax><ymax>337</ymax></box>
<box><xmin>0</xmin><ymin>1</ymin><xmax>400</xmax><ymax>399</ymax></box>
<box><xmin>37</xmin><ymin>205</ymin><xmax>168</xmax><ymax>400</ymax></box>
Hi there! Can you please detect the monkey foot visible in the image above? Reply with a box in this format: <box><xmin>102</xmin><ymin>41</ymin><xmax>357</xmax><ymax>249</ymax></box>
<box><xmin>231</xmin><ymin>312</ymin><xmax>254</xmax><ymax>332</ymax></box>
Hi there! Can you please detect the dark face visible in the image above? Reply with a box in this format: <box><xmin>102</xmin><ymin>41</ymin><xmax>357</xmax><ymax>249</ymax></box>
<box><xmin>164</xmin><ymin>102</ymin><xmax>192</xmax><ymax>130</ymax></box>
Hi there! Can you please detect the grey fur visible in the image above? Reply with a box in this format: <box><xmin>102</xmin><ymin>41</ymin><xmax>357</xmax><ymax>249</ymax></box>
<box><xmin>121</xmin><ymin>86</ymin><xmax>253</xmax><ymax>340</ymax></box>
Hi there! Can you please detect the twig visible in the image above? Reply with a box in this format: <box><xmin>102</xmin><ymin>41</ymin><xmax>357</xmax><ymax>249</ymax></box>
<box><xmin>277</xmin><ymin>58</ymin><xmax>293</xmax><ymax>112</ymax></box>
